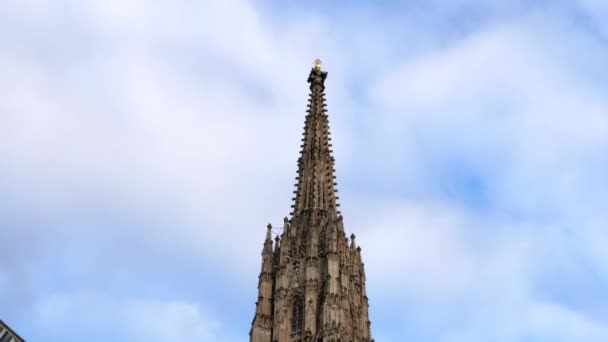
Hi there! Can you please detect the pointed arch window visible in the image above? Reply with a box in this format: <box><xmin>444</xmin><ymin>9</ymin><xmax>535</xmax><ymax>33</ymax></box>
<box><xmin>291</xmin><ymin>299</ymin><xmax>304</xmax><ymax>337</ymax></box>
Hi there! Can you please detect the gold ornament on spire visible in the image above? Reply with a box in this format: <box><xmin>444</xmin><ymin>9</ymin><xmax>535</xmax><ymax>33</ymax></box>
<box><xmin>314</xmin><ymin>58</ymin><xmax>322</xmax><ymax>70</ymax></box>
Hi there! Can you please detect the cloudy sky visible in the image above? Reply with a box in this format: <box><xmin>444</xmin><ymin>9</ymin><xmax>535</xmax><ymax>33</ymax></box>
<box><xmin>2</xmin><ymin>0</ymin><xmax>608</xmax><ymax>341</ymax></box>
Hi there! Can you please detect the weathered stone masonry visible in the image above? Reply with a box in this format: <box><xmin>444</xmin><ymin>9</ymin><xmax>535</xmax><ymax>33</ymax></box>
<box><xmin>250</xmin><ymin>62</ymin><xmax>374</xmax><ymax>342</ymax></box>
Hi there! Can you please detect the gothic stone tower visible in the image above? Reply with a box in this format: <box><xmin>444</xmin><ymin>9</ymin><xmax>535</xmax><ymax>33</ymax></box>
<box><xmin>250</xmin><ymin>61</ymin><xmax>374</xmax><ymax>342</ymax></box>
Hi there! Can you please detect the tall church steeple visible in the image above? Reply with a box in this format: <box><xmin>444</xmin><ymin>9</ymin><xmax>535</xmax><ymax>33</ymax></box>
<box><xmin>292</xmin><ymin>59</ymin><xmax>340</xmax><ymax>217</ymax></box>
<box><xmin>250</xmin><ymin>61</ymin><xmax>374</xmax><ymax>342</ymax></box>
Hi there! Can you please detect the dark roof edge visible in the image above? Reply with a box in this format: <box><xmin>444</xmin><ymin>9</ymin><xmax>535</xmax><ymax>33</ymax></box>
<box><xmin>0</xmin><ymin>320</ymin><xmax>26</xmax><ymax>342</ymax></box>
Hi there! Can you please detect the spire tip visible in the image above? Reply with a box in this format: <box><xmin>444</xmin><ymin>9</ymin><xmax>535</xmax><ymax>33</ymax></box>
<box><xmin>314</xmin><ymin>58</ymin><xmax>322</xmax><ymax>71</ymax></box>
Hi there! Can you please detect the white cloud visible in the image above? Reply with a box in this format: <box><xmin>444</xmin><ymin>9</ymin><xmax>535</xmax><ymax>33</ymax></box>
<box><xmin>0</xmin><ymin>0</ymin><xmax>345</xmax><ymax>276</ymax></box>
<box><xmin>352</xmin><ymin>16</ymin><xmax>608</xmax><ymax>339</ymax></box>
<box><xmin>357</xmin><ymin>201</ymin><xmax>478</xmax><ymax>297</ymax></box>
<box><xmin>526</xmin><ymin>301</ymin><xmax>608</xmax><ymax>341</ymax></box>
<box><xmin>366</xmin><ymin>17</ymin><xmax>608</xmax><ymax>216</ymax></box>
<box><xmin>2</xmin><ymin>1</ymin><xmax>608</xmax><ymax>341</ymax></box>
<box><xmin>353</xmin><ymin>199</ymin><xmax>608</xmax><ymax>341</ymax></box>
<box><xmin>33</xmin><ymin>292</ymin><xmax>238</xmax><ymax>342</ymax></box>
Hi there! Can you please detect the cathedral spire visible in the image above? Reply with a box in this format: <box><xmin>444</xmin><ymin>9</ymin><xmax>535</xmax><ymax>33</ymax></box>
<box><xmin>291</xmin><ymin>59</ymin><xmax>340</xmax><ymax>218</ymax></box>
<box><xmin>251</xmin><ymin>62</ymin><xmax>373</xmax><ymax>342</ymax></box>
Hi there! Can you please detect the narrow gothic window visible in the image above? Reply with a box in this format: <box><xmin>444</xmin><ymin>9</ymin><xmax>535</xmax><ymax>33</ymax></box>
<box><xmin>291</xmin><ymin>300</ymin><xmax>304</xmax><ymax>336</ymax></box>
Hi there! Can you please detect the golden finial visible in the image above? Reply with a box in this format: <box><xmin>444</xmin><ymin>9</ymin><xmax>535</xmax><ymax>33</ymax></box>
<box><xmin>314</xmin><ymin>58</ymin><xmax>322</xmax><ymax>70</ymax></box>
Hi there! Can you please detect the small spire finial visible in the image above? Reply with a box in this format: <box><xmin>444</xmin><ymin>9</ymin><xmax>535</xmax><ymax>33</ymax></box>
<box><xmin>266</xmin><ymin>223</ymin><xmax>272</xmax><ymax>241</ymax></box>
<box><xmin>314</xmin><ymin>58</ymin><xmax>322</xmax><ymax>70</ymax></box>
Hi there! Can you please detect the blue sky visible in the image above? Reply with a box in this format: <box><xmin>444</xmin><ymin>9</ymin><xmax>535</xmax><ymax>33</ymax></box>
<box><xmin>2</xmin><ymin>0</ymin><xmax>608</xmax><ymax>341</ymax></box>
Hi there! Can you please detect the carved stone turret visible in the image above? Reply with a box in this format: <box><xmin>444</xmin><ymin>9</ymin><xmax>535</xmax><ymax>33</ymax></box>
<box><xmin>250</xmin><ymin>61</ymin><xmax>374</xmax><ymax>342</ymax></box>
